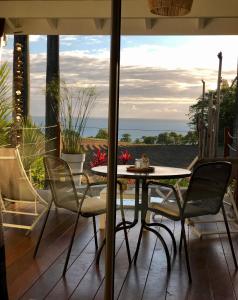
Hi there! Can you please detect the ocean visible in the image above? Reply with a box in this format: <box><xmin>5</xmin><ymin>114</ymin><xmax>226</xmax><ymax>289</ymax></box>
<box><xmin>32</xmin><ymin>117</ymin><xmax>190</xmax><ymax>140</ymax></box>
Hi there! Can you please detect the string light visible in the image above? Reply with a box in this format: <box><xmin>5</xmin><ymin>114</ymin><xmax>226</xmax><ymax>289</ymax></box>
<box><xmin>14</xmin><ymin>41</ymin><xmax>24</xmax><ymax>145</ymax></box>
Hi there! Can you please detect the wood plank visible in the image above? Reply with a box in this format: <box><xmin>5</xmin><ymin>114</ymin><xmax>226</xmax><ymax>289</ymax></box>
<box><xmin>215</xmin><ymin>218</ymin><xmax>238</xmax><ymax>299</ymax></box>
<box><xmin>21</xmin><ymin>219</ymin><xmax>96</xmax><ymax>299</ymax></box>
<box><xmin>187</xmin><ymin>217</ymin><xmax>236</xmax><ymax>300</ymax></box>
<box><xmin>185</xmin><ymin>221</ymin><xmax>214</xmax><ymax>300</ymax></box>
<box><xmin>117</xmin><ymin>222</ymin><xmax>158</xmax><ymax>300</ymax></box>
<box><xmin>141</xmin><ymin>217</ymin><xmax>175</xmax><ymax>300</ymax></box>
<box><xmin>44</xmin><ymin>239</ymin><xmax>97</xmax><ymax>300</ymax></box>
<box><xmin>69</xmin><ymin>230</ymin><xmax>125</xmax><ymax>300</ymax></box>
<box><xmin>5</xmin><ymin>208</ymin><xmax>72</xmax><ymax>266</ymax></box>
<box><xmin>94</xmin><ymin>215</ymin><xmax>142</xmax><ymax>299</ymax></box>
<box><xmin>45</xmin><ymin>211</ymin><xmax>128</xmax><ymax>299</ymax></box>
<box><xmin>5</xmin><ymin>208</ymin><xmax>238</xmax><ymax>300</ymax></box>
<box><xmin>7</xmin><ymin>210</ymin><xmax>90</xmax><ymax>299</ymax></box>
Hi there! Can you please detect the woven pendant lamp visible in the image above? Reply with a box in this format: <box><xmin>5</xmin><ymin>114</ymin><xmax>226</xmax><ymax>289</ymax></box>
<box><xmin>148</xmin><ymin>0</ymin><xmax>193</xmax><ymax>16</ymax></box>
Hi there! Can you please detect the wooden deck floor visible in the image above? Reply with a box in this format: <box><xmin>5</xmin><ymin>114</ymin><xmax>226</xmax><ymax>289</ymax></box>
<box><xmin>4</xmin><ymin>208</ymin><xmax>238</xmax><ymax>300</ymax></box>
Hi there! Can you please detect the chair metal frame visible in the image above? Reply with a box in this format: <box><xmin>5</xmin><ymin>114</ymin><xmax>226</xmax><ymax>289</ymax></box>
<box><xmin>134</xmin><ymin>161</ymin><xmax>238</xmax><ymax>282</ymax></box>
<box><xmin>185</xmin><ymin>158</ymin><xmax>238</xmax><ymax>238</ymax></box>
<box><xmin>34</xmin><ymin>156</ymin><xmax>131</xmax><ymax>275</ymax></box>
<box><xmin>153</xmin><ymin>156</ymin><xmax>238</xmax><ymax>238</ymax></box>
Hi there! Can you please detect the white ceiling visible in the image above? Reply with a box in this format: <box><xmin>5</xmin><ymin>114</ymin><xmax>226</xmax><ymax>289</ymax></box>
<box><xmin>1</xmin><ymin>0</ymin><xmax>238</xmax><ymax>35</ymax></box>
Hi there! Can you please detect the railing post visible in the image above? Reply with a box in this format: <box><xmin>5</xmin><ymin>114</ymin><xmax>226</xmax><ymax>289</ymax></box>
<box><xmin>224</xmin><ymin>127</ymin><xmax>238</xmax><ymax>210</ymax></box>
<box><xmin>224</xmin><ymin>127</ymin><xmax>231</xmax><ymax>157</ymax></box>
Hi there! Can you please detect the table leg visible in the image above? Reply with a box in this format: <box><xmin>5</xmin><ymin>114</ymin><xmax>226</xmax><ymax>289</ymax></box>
<box><xmin>141</xmin><ymin>179</ymin><xmax>148</xmax><ymax>222</ymax></box>
<box><xmin>96</xmin><ymin>180</ymin><xmax>141</xmax><ymax>265</ymax></box>
<box><xmin>134</xmin><ymin>179</ymin><xmax>171</xmax><ymax>272</ymax></box>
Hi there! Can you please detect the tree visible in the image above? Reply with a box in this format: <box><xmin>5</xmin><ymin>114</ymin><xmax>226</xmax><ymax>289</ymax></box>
<box><xmin>182</xmin><ymin>131</ymin><xmax>198</xmax><ymax>145</ymax></box>
<box><xmin>188</xmin><ymin>84</ymin><xmax>236</xmax><ymax>143</ymax></box>
<box><xmin>168</xmin><ymin>131</ymin><xmax>183</xmax><ymax>144</ymax></box>
<box><xmin>157</xmin><ymin>132</ymin><xmax>176</xmax><ymax>144</ymax></box>
<box><xmin>120</xmin><ymin>133</ymin><xmax>132</xmax><ymax>143</ymax></box>
<box><xmin>142</xmin><ymin>135</ymin><xmax>157</xmax><ymax>144</ymax></box>
<box><xmin>95</xmin><ymin>128</ymin><xmax>108</xmax><ymax>139</ymax></box>
<box><xmin>134</xmin><ymin>138</ymin><xmax>142</xmax><ymax>144</ymax></box>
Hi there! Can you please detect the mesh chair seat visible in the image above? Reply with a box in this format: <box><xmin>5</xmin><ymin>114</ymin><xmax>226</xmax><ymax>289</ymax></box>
<box><xmin>149</xmin><ymin>197</ymin><xmax>221</xmax><ymax>220</ymax></box>
<box><xmin>81</xmin><ymin>196</ymin><xmax>106</xmax><ymax>215</ymax></box>
<box><xmin>149</xmin><ymin>201</ymin><xmax>180</xmax><ymax>219</ymax></box>
<box><xmin>51</xmin><ymin>189</ymin><xmax>106</xmax><ymax>215</ymax></box>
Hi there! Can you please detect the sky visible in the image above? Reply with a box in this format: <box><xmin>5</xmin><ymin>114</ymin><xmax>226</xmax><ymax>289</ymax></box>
<box><xmin>1</xmin><ymin>35</ymin><xmax>238</xmax><ymax>121</ymax></box>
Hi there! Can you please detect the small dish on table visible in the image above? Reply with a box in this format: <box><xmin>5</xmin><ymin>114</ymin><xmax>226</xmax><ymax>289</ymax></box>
<box><xmin>126</xmin><ymin>166</ymin><xmax>155</xmax><ymax>173</ymax></box>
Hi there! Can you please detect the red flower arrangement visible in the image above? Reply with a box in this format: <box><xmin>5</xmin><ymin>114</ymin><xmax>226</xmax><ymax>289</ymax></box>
<box><xmin>90</xmin><ymin>149</ymin><xmax>107</xmax><ymax>167</ymax></box>
<box><xmin>90</xmin><ymin>149</ymin><xmax>132</xmax><ymax>167</ymax></box>
<box><xmin>118</xmin><ymin>150</ymin><xmax>133</xmax><ymax>165</ymax></box>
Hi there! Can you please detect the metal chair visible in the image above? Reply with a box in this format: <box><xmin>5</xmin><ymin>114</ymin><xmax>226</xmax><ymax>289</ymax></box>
<box><xmin>134</xmin><ymin>161</ymin><xmax>237</xmax><ymax>282</ymax></box>
<box><xmin>34</xmin><ymin>156</ymin><xmax>131</xmax><ymax>274</ymax></box>
<box><xmin>34</xmin><ymin>156</ymin><xmax>108</xmax><ymax>275</ymax></box>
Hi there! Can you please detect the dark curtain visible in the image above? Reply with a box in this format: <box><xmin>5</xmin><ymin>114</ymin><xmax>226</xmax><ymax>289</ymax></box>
<box><xmin>0</xmin><ymin>206</ymin><xmax>8</xmax><ymax>300</ymax></box>
<box><xmin>45</xmin><ymin>35</ymin><xmax>60</xmax><ymax>156</ymax></box>
<box><xmin>0</xmin><ymin>19</ymin><xmax>4</xmax><ymax>37</ymax></box>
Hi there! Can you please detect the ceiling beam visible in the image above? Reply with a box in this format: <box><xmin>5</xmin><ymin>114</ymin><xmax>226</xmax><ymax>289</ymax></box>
<box><xmin>197</xmin><ymin>17</ymin><xmax>213</xmax><ymax>30</ymax></box>
<box><xmin>144</xmin><ymin>18</ymin><xmax>157</xmax><ymax>30</ymax></box>
<box><xmin>47</xmin><ymin>18</ymin><xmax>58</xmax><ymax>30</ymax></box>
<box><xmin>94</xmin><ymin>18</ymin><xmax>106</xmax><ymax>30</ymax></box>
<box><xmin>1</xmin><ymin>1</ymin><xmax>238</xmax><ymax>18</ymax></box>
<box><xmin>5</xmin><ymin>18</ymin><xmax>23</xmax><ymax>33</ymax></box>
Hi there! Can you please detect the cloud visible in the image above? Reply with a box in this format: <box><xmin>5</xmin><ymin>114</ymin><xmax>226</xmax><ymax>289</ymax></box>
<box><xmin>61</xmin><ymin>36</ymin><xmax>78</xmax><ymax>41</ymax></box>
<box><xmin>29</xmin><ymin>35</ymin><xmax>46</xmax><ymax>42</ymax></box>
<box><xmin>119</xmin><ymin>36</ymin><xmax>238</xmax><ymax>72</ymax></box>
<box><xmin>1</xmin><ymin>35</ymin><xmax>238</xmax><ymax>121</ymax></box>
<box><xmin>60</xmin><ymin>35</ymin><xmax>78</xmax><ymax>46</ymax></box>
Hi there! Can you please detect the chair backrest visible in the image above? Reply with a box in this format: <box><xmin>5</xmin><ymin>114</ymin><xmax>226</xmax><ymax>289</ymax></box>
<box><xmin>183</xmin><ymin>161</ymin><xmax>232</xmax><ymax>216</ymax></box>
<box><xmin>43</xmin><ymin>156</ymin><xmax>79</xmax><ymax>209</ymax></box>
<box><xmin>0</xmin><ymin>147</ymin><xmax>46</xmax><ymax>204</ymax></box>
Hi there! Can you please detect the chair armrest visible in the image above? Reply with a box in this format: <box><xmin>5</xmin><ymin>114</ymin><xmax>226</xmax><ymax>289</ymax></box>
<box><xmin>72</xmin><ymin>172</ymin><xmax>107</xmax><ymax>187</ymax></box>
<box><xmin>72</xmin><ymin>171</ymin><xmax>90</xmax><ymax>186</ymax></box>
<box><xmin>146</xmin><ymin>180</ymin><xmax>176</xmax><ymax>191</ymax></box>
<box><xmin>146</xmin><ymin>180</ymin><xmax>174</xmax><ymax>189</ymax></box>
<box><xmin>89</xmin><ymin>181</ymin><xmax>107</xmax><ymax>187</ymax></box>
<box><xmin>146</xmin><ymin>180</ymin><xmax>182</xmax><ymax>210</ymax></box>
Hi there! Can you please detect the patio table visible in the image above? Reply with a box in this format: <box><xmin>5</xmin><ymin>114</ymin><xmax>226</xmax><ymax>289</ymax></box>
<box><xmin>91</xmin><ymin>165</ymin><xmax>191</xmax><ymax>225</ymax></box>
<box><xmin>91</xmin><ymin>165</ymin><xmax>191</xmax><ymax>266</ymax></box>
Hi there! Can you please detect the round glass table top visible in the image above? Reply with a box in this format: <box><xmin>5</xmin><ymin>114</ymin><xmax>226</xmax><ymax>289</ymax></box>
<box><xmin>91</xmin><ymin>165</ymin><xmax>191</xmax><ymax>179</ymax></box>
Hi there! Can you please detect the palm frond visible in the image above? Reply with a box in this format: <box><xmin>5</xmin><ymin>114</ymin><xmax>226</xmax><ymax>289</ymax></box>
<box><xmin>0</xmin><ymin>63</ymin><xmax>12</xmax><ymax>146</ymax></box>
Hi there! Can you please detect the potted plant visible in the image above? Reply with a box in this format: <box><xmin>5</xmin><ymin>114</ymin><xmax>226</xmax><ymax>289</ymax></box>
<box><xmin>48</xmin><ymin>80</ymin><xmax>97</xmax><ymax>186</ymax></box>
<box><xmin>60</xmin><ymin>82</ymin><xmax>97</xmax><ymax>185</ymax></box>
